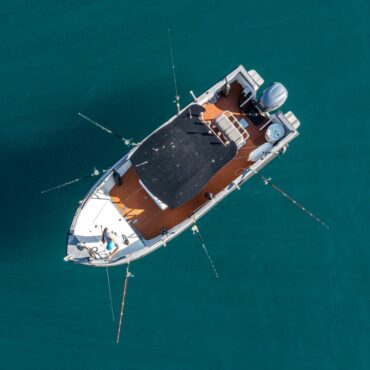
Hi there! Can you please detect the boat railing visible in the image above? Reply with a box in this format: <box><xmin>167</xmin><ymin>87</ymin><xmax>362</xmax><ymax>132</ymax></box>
<box><xmin>224</xmin><ymin>111</ymin><xmax>250</xmax><ymax>141</ymax></box>
<box><xmin>209</xmin><ymin>111</ymin><xmax>250</xmax><ymax>148</ymax></box>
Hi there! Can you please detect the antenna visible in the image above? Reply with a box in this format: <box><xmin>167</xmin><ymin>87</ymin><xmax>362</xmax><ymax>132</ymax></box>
<box><xmin>252</xmin><ymin>169</ymin><xmax>330</xmax><ymax>229</ymax></box>
<box><xmin>167</xmin><ymin>29</ymin><xmax>180</xmax><ymax>113</ymax></box>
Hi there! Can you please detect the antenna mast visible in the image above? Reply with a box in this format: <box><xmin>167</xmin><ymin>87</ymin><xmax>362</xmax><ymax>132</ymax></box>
<box><xmin>168</xmin><ymin>29</ymin><xmax>180</xmax><ymax>113</ymax></box>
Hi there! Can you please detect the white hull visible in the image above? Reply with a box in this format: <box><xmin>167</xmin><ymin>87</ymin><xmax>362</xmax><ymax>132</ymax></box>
<box><xmin>65</xmin><ymin>65</ymin><xmax>300</xmax><ymax>267</ymax></box>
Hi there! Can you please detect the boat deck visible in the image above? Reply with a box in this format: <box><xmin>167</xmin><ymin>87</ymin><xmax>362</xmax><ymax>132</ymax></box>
<box><xmin>110</xmin><ymin>82</ymin><xmax>268</xmax><ymax>240</ymax></box>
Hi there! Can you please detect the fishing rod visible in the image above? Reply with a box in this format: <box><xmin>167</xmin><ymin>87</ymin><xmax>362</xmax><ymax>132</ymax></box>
<box><xmin>191</xmin><ymin>221</ymin><xmax>219</xmax><ymax>278</ymax></box>
<box><xmin>251</xmin><ymin>169</ymin><xmax>330</xmax><ymax>229</ymax></box>
<box><xmin>167</xmin><ymin>28</ymin><xmax>181</xmax><ymax>113</ymax></box>
<box><xmin>41</xmin><ymin>167</ymin><xmax>103</xmax><ymax>194</ymax></box>
<box><xmin>78</xmin><ymin>113</ymin><xmax>139</xmax><ymax>147</ymax></box>
<box><xmin>117</xmin><ymin>261</ymin><xmax>133</xmax><ymax>344</ymax></box>
<box><xmin>42</xmin><ymin>111</ymin><xmax>136</xmax><ymax>194</ymax></box>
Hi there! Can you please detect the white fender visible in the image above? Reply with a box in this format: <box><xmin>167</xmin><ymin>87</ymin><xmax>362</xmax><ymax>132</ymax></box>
<box><xmin>248</xmin><ymin>142</ymin><xmax>273</xmax><ymax>162</ymax></box>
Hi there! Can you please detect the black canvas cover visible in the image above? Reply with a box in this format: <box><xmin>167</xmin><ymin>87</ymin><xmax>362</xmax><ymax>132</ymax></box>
<box><xmin>131</xmin><ymin>104</ymin><xmax>237</xmax><ymax>208</ymax></box>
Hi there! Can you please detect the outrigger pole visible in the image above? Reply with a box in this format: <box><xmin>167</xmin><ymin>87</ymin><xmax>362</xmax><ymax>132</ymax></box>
<box><xmin>167</xmin><ymin>29</ymin><xmax>180</xmax><ymax>113</ymax></box>
<box><xmin>251</xmin><ymin>169</ymin><xmax>330</xmax><ymax>229</ymax></box>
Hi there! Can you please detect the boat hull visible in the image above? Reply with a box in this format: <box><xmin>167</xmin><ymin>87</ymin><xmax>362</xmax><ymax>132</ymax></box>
<box><xmin>65</xmin><ymin>65</ymin><xmax>300</xmax><ymax>267</ymax></box>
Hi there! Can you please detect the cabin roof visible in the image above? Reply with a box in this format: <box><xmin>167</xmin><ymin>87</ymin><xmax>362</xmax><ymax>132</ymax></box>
<box><xmin>131</xmin><ymin>104</ymin><xmax>237</xmax><ymax>208</ymax></box>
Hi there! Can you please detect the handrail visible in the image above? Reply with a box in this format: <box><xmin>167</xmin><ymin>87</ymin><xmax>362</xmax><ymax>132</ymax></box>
<box><xmin>201</xmin><ymin>118</ymin><xmax>227</xmax><ymax>146</ymax></box>
<box><xmin>202</xmin><ymin>111</ymin><xmax>250</xmax><ymax>147</ymax></box>
<box><xmin>224</xmin><ymin>111</ymin><xmax>250</xmax><ymax>140</ymax></box>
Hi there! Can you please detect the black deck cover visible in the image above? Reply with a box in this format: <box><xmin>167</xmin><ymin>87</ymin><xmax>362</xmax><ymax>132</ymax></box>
<box><xmin>131</xmin><ymin>104</ymin><xmax>237</xmax><ymax>208</ymax></box>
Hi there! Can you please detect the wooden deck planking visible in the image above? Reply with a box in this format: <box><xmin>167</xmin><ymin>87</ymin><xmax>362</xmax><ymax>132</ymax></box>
<box><xmin>110</xmin><ymin>83</ymin><xmax>267</xmax><ymax>240</ymax></box>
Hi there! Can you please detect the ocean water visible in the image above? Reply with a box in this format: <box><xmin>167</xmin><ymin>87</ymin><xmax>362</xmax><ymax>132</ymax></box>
<box><xmin>0</xmin><ymin>1</ymin><xmax>369</xmax><ymax>369</ymax></box>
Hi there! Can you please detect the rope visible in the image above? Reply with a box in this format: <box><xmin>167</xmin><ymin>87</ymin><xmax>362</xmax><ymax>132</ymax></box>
<box><xmin>116</xmin><ymin>261</ymin><xmax>132</xmax><ymax>343</ymax></box>
<box><xmin>106</xmin><ymin>267</ymin><xmax>115</xmax><ymax>322</ymax></box>
<box><xmin>252</xmin><ymin>169</ymin><xmax>330</xmax><ymax>229</ymax></box>
<box><xmin>191</xmin><ymin>223</ymin><xmax>219</xmax><ymax>278</ymax></box>
<box><xmin>78</xmin><ymin>244</ymin><xmax>103</xmax><ymax>260</ymax></box>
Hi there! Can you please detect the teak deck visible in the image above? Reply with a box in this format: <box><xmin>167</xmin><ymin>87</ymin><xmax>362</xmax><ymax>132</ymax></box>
<box><xmin>110</xmin><ymin>83</ymin><xmax>267</xmax><ymax>240</ymax></box>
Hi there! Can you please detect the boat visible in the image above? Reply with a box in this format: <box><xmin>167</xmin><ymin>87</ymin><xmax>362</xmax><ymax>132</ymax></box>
<box><xmin>64</xmin><ymin>65</ymin><xmax>301</xmax><ymax>267</ymax></box>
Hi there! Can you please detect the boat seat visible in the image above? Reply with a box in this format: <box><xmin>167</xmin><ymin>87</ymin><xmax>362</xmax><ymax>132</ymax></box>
<box><xmin>214</xmin><ymin>113</ymin><xmax>248</xmax><ymax>149</ymax></box>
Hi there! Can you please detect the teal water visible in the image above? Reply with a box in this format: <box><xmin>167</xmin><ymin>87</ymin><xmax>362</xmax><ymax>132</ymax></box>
<box><xmin>1</xmin><ymin>1</ymin><xmax>369</xmax><ymax>369</ymax></box>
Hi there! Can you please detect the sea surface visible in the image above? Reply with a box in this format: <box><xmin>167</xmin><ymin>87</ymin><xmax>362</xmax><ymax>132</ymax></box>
<box><xmin>0</xmin><ymin>1</ymin><xmax>369</xmax><ymax>369</ymax></box>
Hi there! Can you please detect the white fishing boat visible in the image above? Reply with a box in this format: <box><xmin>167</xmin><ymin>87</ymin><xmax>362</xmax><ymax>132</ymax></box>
<box><xmin>64</xmin><ymin>65</ymin><xmax>303</xmax><ymax>267</ymax></box>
